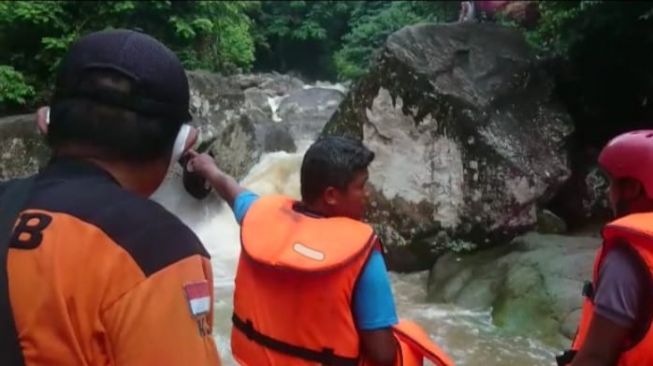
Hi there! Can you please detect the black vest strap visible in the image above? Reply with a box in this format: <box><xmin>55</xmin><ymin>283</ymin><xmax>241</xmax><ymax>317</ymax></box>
<box><xmin>232</xmin><ymin>313</ymin><xmax>358</xmax><ymax>366</ymax></box>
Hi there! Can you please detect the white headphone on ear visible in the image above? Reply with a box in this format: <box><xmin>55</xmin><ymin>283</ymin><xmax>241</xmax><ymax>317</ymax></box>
<box><xmin>45</xmin><ymin>106</ymin><xmax>51</xmax><ymax>125</ymax></box>
<box><xmin>171</xmin><ymin>123</ymin><xmax>192</xmax><ymax>165</ymax></box>
<box><xmin>149</xmin><ymin>123</ymin><xmax>192</xmax><ymax>198</ymax></box>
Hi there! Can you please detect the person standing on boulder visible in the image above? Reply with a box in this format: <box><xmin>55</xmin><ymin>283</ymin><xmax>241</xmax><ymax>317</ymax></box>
<box><xmin>558</xmin><ymin>131</ymin><xmax>653</xmax><ymax>366</ymax></box>
<box><xmin>186</xmin><ymin>136</ymin><xmax>454</xmax><ymax>366</ymax></box>
<box><xmin>0</xmin><ymin>30</ymin><xmax>221</xmax><ymax>365</ymax></box>
<box><xmin>458</xmin><ymin>1</ymin><xmax>477</xmax><ymax>22</ymax></box>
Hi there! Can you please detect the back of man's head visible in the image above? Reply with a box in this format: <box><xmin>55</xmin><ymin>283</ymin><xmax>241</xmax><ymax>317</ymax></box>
<box><xmin>47</xmin><ymin>29</ymin><xmax>191</xmax><ymax>162</ymax></box>
<box><xmin>300</xmin><ymin>135</ymin><xmax>375</xmax><ymax>203</ymax></box>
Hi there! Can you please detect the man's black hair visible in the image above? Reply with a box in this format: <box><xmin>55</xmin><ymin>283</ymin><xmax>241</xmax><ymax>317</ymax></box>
<box><xmin>300</xmin><ymin>135</ymin><xmax>375</xmax><ymax>203</ymax></box>
<box><xmin>47</xmin><ymin>69</ymin><xmax>183</xmax><ymax>162</ymax></box>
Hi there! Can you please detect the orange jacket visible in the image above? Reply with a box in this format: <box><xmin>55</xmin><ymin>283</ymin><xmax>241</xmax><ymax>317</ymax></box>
<box><xmin>232</xmin><ymin>195</ymin><xmax>454</xmax><ymax>366</ymax></box>
<box><xmin>5</xmin><ymin>158</ymin><xmax>221</xmax><ymax>365</ymax></box>
<box><xmin>564</xmin><ymin>212</ymin><xmax>653</xmax><ymax>366</ymax></box>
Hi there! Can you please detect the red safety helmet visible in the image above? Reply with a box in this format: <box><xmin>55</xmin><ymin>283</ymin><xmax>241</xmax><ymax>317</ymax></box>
<box><xmin>598</xmin><ymin>130</ymin><xmax>653</xmax><ymax>199</ymax></box>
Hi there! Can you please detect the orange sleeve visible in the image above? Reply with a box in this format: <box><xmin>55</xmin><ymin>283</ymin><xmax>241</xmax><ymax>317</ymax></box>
<box><xmin>101</xmin><ymin>255</ymin><xmax>221</xmax><ymax>366</ymax></box>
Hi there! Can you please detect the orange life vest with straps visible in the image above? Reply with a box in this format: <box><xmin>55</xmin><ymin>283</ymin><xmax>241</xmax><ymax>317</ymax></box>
<box><xmin>231</xmin><ymin>195</ymin><xmax>455</xmax><ymax>366</ymax></box>
<box><xmin>558</xmin><ymin>213</ymin><xmax>653</xmax><ymax>366</ymax></box>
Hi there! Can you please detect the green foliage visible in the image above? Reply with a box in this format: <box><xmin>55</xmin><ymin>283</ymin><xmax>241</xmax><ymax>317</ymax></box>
<box><xmin>14</xmin><ymin>0</ymin><xmax>650</xmax><ymax>118</ymax></box>
<box><xmin>523</xmin><ymin>1</ymin><xmax>653</xmax><ymax>148</ymax></box>
<box><xmin>165</xmin><ymin>1</ymin><xmax>257</xmax><ymax>72</ymax></box>
<box><xmin>257</xmin><ymin>1</ymin><xmax>356</xmax><ymax>42</ymax></box>
<box><xmin>0</xmin><ymin>1</ymin><xmax>257</xmax><ymax>112</ymax></box>
<box><xmin>525</xmin><ymin>1</ymin><xmax>653</xmax><ymax>55</ymax></box>
<box><xmin>333</xmin><ymin>1</ymin><xmax>459</xmax><ymax>80</ymax></box>
<box><xmin>252</xmin><ymin>1</ymin><xmax>458</xmax><ymax>80</ymax></box>
<box><xmin>0</xmin><ymin>66</ymin><xmax>35</xmax><ymax>107</ymax></box>
<box><xmin>252</xmin><ymin>1</ymin><xmax>360</xmax><ymax>79</ymax></box>
<box><xmin>1</xmin><ymin>0</ymin><xmax>462</xmax><ymax>110</ymax></box>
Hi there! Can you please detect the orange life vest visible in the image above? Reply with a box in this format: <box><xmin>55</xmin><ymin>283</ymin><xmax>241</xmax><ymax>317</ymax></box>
<box><xmin>559</xmin><ymin>212</ymin><xmax>653</xmax><ymax>366</ymax></box>
<box><xmin>385</xmin><ymin>320</ymin><xmax>455</xmax><ymax>366</ymax></box>
<box><xmin>231</xmin><ymin>195</ymin><xmax>455</xmax><ymax>366</ymax></box>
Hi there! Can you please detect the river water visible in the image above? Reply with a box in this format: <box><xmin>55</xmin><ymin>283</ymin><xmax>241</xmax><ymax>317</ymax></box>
<box><xmin>152</xmin><ymin>148</ymin><xmax>559</xmax><ymax>366</ymax></box>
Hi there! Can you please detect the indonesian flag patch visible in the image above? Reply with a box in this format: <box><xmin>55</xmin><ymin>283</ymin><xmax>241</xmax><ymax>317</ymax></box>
<box><xmin>183</xmin><ymin>280</ymin><xmax>211</xmax><ymax>318</ymax></box>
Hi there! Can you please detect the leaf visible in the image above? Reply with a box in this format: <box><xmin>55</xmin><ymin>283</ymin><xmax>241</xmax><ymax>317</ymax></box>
<box><xmin>0</xmin><ymin>65</ymin><xmax>35</xmax><ymax>106</ymax></box>
<box><xmin>192</xmin><ymin>18</ymin><xmax>214</xmax><ymax>33</ymax></box>
<box><xmin>171</xmin><ymin>16</ymin><xmax>197</xmax><ymax>40</ymax></box>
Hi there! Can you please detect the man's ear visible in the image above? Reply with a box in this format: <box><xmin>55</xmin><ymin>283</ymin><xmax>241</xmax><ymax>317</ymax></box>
<box><xmin>36</xmin><ymin>106</ymin><xmax>50</xmax><ymax>135</ymax></box>
<box><xmin>323</xmin><ymin>186</ymin><xmax>339</xmax><ymax>206</ymax></box>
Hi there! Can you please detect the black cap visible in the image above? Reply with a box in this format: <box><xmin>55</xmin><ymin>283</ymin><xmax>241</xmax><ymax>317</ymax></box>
<box><xmin>52</xmin><ymin>29</ymin><xmax>192</xmax><ymax>122</ymax></box>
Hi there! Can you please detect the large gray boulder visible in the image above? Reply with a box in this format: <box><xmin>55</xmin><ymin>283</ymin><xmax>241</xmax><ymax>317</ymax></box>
<box><xmin>278</xmin><ymin>87</ymin><xmax>346</xmax><ymax>145</ymax></box>
<box><xmin>187</xmin><ymin>71</ymin><xmax>300</xmax><ymax>179</ymax></box>
<box><xmin>428</xmin><ymin>233</ymin><xmax>600</xmax><ymax>346</ymax></box>
<box><xmin>188</xmin><ymin>72</ymin><xmax>345</xmax><ymax>179</ymax></box>
<box><xmin>323</xmin><ymin>23</ymin><xmax>574</xmax><ymax>271</ymax></box>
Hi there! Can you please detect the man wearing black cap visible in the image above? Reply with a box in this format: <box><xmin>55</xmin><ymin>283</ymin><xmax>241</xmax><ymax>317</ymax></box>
<box><xmin>0</xmin><ymin>30</ymin><xmax>221</xmax><ymax>365</ymax></box>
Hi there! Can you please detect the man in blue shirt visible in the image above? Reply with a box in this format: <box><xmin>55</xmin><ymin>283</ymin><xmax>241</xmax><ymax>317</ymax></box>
<box><xmin>187</xmin><ymin>136</ymin><xmax>399</xmax><ymax>365</ymax></box>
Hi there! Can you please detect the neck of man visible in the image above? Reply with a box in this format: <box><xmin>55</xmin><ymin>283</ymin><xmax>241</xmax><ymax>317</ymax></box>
<box><xmin>55</xmin><ymin>146</ymin><xmax>167</xmax><ymax>196</ymax></box>
<box><xmin>92</xmin><ymin>159</ymin><xmax>165</xmax><ymax>196</ymax></box>
<box><xmin>299</xmin><ymin>200</ymin><xmax>333</xmax><ymax>218</ymax></box>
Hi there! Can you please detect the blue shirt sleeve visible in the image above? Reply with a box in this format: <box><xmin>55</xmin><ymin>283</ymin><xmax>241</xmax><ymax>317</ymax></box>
<box><xmin>233</xmin><ymin>191</ymin><xmax>260</xmax><ymax>224</ymax></box>
<box><xmin>353</xmin><ymin>250</ymin><xmax>399</xmax><ymax>330</ymax></box>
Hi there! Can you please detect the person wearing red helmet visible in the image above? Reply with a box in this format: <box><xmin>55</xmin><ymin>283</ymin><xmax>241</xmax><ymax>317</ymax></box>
<box><xmin>557</xmin><ymin>130</ymin><xmax>653</xmax><ymax>366</ymax></box>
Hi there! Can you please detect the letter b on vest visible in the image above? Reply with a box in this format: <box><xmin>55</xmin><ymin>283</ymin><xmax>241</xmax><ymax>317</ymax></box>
<box><xmin>10</xmin><ymin>213</ymin><xmax>52</xmax><ymax>249</ymax></box>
